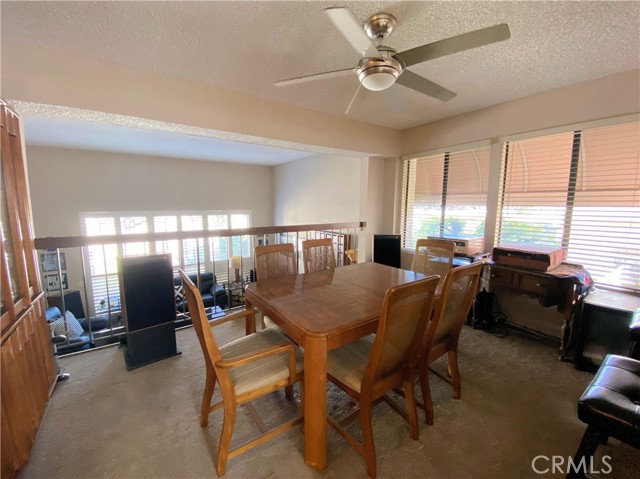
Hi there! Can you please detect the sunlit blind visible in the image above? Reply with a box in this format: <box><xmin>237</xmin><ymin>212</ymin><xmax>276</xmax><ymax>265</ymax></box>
<box><xmin>154</xmin><ymin>216</ymin><xmax>180</xmax><ymax>267</ymax></box>
<box><xmin>181</xmin><ymin>215</ymin><xmax>205</xmax><ymax>275</ymax></box>
<box><xmin>84</xmin><ymin>217</ymin><xmax>120</xmax><ymax>312</ymax></box>
<box><xmin>120</xmin><ymin>216</ymin><xmax>149</xmax><ymax>257</ymax></box>
<box><xmin>401</xmin><ymin>146</ymin><xmax>491</xmax><ymax>250</ymax></box>
<box><xmin>497</xmin><ymin>121</ymin><xmax>639</xmax><ymax>290</ymax></box>
<box><xmin>570</xmin><ymin>123</ymin><xmax>639</xmax><ymax>289</ymax></box>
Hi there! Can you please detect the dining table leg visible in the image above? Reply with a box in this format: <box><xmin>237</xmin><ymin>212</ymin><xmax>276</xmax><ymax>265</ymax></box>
<box><xmin>304</xmin><ymin>335</ymin><xmax>327</xmax><ymax>470</ymax></box>
<box><xmin>244</xmin><ymin>299</ymin><xmax>256</xmax><ymax>335</ymax></box>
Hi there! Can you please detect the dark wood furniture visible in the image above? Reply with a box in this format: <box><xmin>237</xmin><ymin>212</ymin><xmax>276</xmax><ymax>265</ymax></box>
<box><xmin>483</xmin><ymin>262</ymin><xmax>589</xmax><ymax>359</ymax></box>
<box><xmin>574</xmin><ymin>289</ymin><xmax>640</xmax><ymax>370</ymax></box>
<box><xmin>244</xmin><ymin>262</ymin><xmax>426</xmax><ymax>471</ymax></box>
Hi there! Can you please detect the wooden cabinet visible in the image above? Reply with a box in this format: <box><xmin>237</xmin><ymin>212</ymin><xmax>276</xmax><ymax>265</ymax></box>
<box><xmin>483</xmin><ymin>262</ymin><xmax>589</xmax><ymax>359</ymax></box>
<box><xmin>1</xmin><ymin>100</ymin><xmax>57</xmax><ymax>477</ymax></box>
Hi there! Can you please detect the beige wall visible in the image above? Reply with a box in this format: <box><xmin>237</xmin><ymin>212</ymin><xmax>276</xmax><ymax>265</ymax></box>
<box><xmin>3</xmin><ymin>43</ymin><xmax>401</xmax><ymax>157</ymax></box>
<box><xmin>26</xmin><ymin>146</ymin><xmax>274</xmax><ymax>238</ymax></box>
<box><xmin>273</xmin><ymin>154</ymin><xmax>362</xmax><ymax>225</ymax></box>
<box><xmin>402</xmin><ymin>69</ymin><xmax>640</xmax><ymax>155</ymax></box>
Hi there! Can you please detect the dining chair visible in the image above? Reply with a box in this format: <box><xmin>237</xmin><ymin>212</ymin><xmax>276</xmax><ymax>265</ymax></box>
<box><xmin>254</xmin><ymin>243</ymin><xmax>298</xmax><ymax>329</ymax></box>
<box><xmin>411</xmin><ymin>238</ymin><xmax>456</xmax><ymax>295</ymax></box>
<box><xmin>418</xmin><ymin>261</ymin><xmax>483</xmax><ymax>425</ymax></box>
<box><xmin>326</xmin><ymin>275</ymin><xmax>440</xmax><ymax>478</ymax></box>
<box><xmin>302</xmin><ymin>238</ymin><xmax>336</xmax><ymax>273</ymax></box>
<box><xmin>179</xmin><ymin>270</ymin><xmax>304</xmax><ymax>476</ymax></box>
<box><xmin>254</xmin><ymin>243</ymin><xmax>297</xmax><ymax>280</ymax></box>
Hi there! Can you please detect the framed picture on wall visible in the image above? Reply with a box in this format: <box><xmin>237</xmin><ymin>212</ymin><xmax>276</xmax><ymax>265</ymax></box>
<box><xmin>41</xmin><ymin>251</ymin><xmax>66</xmax><ymax>272</ymax></box>
<box><xmin>45</xmin><ymin>273</ymin><xmax>68</xmax><ymax>292</ymax></box>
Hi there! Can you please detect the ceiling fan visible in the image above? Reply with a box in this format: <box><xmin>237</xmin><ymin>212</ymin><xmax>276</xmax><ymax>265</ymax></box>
<box><xmin>275</xmin><ymin>7</ymin><xmax>511</xmax><ymax>114</ymax></box>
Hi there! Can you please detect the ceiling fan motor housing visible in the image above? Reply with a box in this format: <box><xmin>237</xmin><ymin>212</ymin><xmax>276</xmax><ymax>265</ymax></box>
<box><xmin>356</xmin><ymin>46</ymin><xmax>403</xmax><ymax>91</ymax></box>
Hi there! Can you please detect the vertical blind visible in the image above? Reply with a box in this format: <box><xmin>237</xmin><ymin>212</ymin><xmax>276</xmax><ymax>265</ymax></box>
<box><xmin>402</xmin><ymin>146</ymin><xmax>491</xmax><ymax>250</ymax></box>
<box><xmin>496</xmin><ymin>121</ymin><xmax>639</xmax><ymax>290</ymax></box>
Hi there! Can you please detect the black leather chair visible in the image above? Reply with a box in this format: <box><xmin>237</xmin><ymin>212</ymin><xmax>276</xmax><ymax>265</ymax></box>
<box><xmin>45</xmin><ymin>306</ymin><xmax>109</xmax><ymax>354</ymax></box>
<box><xmin>629</xmin><ymin>314</ymin><xmax>640</xmax><ymax>359</ymax></box>
<box><xmin>567</xmin><ymin>354</ymin><xmax>640</xmax><ymax>478</ymax></box>
<box><xmin>174</xmin><ymin>272</ymin><xmax>228</xmax><ymax>312</ymax></box>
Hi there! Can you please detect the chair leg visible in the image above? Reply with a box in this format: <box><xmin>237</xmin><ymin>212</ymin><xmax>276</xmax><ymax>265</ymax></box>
<box><xmin>419</xmin><ymin>363</ymin><xmax>434</xmax><ymax>425</ymax></box>
<box><xmin>566</xmin><ymin>424</ymin><xmax>605</xmax><ymax>479</ymax></box>
<box><xmin>448</xmin><ymin>350</ymin><xmax>461</xmax><ymax>400</ymax></box>
<box><xmin>285</xmin><ymin>384</ymin><xmax>294</xmax><ymax>400</ymax></box>
<box><xmin>403</xmin><ymin>378</ymin><xmax>419</xmax><ymax>440</ymax></box>
<box><xmin>201</xmin><ymin>372</ymin><xmax>216</xmax><ymax>427</ymax></box>
<box><xmin>216</xmin><ymin>402</ymin><xmax>237</xmax><ymax>477</ymax></box>
<box><xmin>360</xmin><ymin>402</ymin><xmax>377</xmax><ymax>479</ymax></box>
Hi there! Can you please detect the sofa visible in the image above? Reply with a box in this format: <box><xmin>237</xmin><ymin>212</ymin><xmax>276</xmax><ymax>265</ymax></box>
<box><xmin>174</xmin><ymin>272</ymin><xmax>228</xmax><ymax>312</ymax></box>
<box><xmin>45</xmin><ymin>306</ymin><xmax>110</xmax><ymax>354</ymax></box>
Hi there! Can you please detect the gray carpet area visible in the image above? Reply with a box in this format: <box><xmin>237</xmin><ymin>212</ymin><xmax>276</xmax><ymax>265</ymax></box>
<box><xmin>21</xmin><ymin>321</ymin><xmax>639</xmax><ymax>479</ymax></box>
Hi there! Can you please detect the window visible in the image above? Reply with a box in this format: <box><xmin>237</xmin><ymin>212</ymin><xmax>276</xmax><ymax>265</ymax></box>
<box><xmin>81</xmin><ymin>211</ymin><xmax>252</xmax><ymax>314</ymax></box>
<box><xmin>401</xmin><ymin>146</ymin><xmax>491</xmax><ymax>250</ymax></box>
<box><xmin>496</xmin><ymin>121</ymin><xmax>639</xmax><ymax>290</ymax></box>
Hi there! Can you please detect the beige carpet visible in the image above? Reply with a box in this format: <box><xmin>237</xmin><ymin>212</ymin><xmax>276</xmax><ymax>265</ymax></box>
<box><xmin>21</xmin><ymin>321</ymin><xmax>639</xmax><ymax>479</ymax></box>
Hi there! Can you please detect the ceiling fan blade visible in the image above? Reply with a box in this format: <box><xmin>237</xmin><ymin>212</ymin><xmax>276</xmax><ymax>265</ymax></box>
<box><xmin>325</xmin><ymin>7</ymin><xmax>380</xmax><ymax>59</ymax></box>
<box><xmin>396</xmin><ymin>70</ymin><xmax>457</xmax><ymax>102</ymax></box>
<box><xmin>384</xmin><ymin>84</ymin><xmax>406</xmax><ymax>114</ymax></box>
<box><xmin>344</xmin><ymin>84</ymin><xmax>363</xmax><ymax>116</ymax></box>
<box><xmin>274</xmin><ymin>67</ymin><xmax>354</xmax><ymax>87</ymax></box>
<box><xmin>396</xmin><ymin>23</ymin><xmax>511</xmax><ymax>67</ymax></box>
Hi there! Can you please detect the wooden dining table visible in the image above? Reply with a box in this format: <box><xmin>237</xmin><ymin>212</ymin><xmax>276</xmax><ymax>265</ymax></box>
<box><xmin>243</xmin><ymin>262</ymin><xmax>426</xmax><ymax>470</ymax></box>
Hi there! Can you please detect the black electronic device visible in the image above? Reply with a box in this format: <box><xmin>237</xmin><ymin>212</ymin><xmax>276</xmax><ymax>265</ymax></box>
<box><xmin>119</xmin><ymin>254</ymin><xmax>180</xmax><ymax>370</ymax></box>
<box><xmin>574</xmin><ymin>289</ymin><xmax>640</xmax><ymax>371</ymax></box>
<box><xmin>373</xmin><ymin>234</ymin><xmax>401</xmax><ymax>268</ymax></box>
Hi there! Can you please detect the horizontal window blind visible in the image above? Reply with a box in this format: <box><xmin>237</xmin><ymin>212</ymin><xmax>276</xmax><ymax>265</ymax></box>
<box><xmin>497</xmin><ymin>121</ymin><xmax>639</xmax><ymax>290</ymax></box>
<box><xmin>401</xmin><ymin>146</ymin><xmax>491</xmax><ymax>250</ymax></box>
<box><xmin>81</xmin><ymin>211</ymin><xmax>252</xmax><ymax>315</ymax></box>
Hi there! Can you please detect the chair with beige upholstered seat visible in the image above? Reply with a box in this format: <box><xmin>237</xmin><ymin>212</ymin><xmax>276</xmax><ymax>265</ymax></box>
<box><xmin>302</xmin><ymin>238</ymin><xmax>337</xmax><ymax>273</ymax></box>
<box><xmin>418</xmin><ymin>261</ymin><xmax>483</xmax><ymax>425</ymax></box>
<box><xmin>411</xmin><ymin>238</ymin><xmax>456</xmax><ymax>296</ymax></box>
<box><xmin>179</xmin><ymin>270</ymin><xmax>304</xmax><ymax>476</ymax></box>
<box><xmin>326</xmin><ymin>275</ymin><xmax>440</xmax><ymax>478</ymax></box>
<box><xmin>254</xmin><ymin>243</ymin><xmax>297</xmax><ymax>329</ymax></box>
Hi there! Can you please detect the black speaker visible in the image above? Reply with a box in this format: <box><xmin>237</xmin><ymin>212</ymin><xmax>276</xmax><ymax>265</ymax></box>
<box><xmin>373</xmin><ymin>234</ymin><xmax>401</xmax><ymax>268</ymax></box>
<box><xmin>119</xmin><ymin>254</ymin><xmax>180</xmax><ymax>370</ymax></box>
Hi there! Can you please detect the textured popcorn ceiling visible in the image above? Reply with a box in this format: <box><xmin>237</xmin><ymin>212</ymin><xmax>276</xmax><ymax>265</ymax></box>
<box><xmin>11</xmin><ymin>101</ymin><xmax>348</xmax><ymax>166</ymax></box>
<box><xmin>3</xmin><ymin>1</ymin><xmax>639</xmax><ymax>132</ymax></box>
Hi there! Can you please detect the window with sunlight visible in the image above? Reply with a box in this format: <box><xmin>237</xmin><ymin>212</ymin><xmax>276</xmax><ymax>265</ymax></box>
<box><xmin>81</xmin><ymin>211</ymin><xmax>252</xmax><ymax>315</ymax></box>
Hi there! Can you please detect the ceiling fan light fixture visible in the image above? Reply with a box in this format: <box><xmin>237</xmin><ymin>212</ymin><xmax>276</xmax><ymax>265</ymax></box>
<box><xmin>361</xmin><ymin>71</ymin><xmax>396</xmax><ymax>91</ymax></box>
<box><xmin>356</xmin><ymin>56</ymin><xmax>402</xmax><ymax>91</ymax></box>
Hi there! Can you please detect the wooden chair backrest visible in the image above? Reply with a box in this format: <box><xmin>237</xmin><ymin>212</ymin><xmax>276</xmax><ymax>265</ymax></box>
<box><xmin>423</xmin><ymin>262</ymin><xmax>483</xmax><ymax>356</ymax></box>
<box><xmin>411</xmin><ymin>239</ymin><xmax>456</xmax><ymax>292</ymax></box>
<box><xmin>363</xmin><ymin>276</ymin><xmax>440</xmax><ymax>392</ymax></box>
<box><xmin>302</xmin><ymin>238</ymin><xmax>337</xmax><ymax>273</ymax></box>
<box><xmin>254</xmin><ymin>243</ymin><xmax>297</xmax><ymax>281</ymax></box>
<box><xmin>179</xmin><ymin>270</ymin><xmax>233</xmax><ymax>393</ymax></box>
